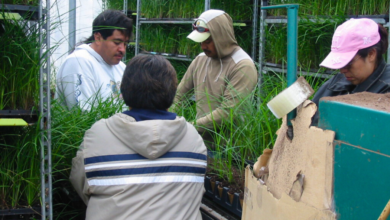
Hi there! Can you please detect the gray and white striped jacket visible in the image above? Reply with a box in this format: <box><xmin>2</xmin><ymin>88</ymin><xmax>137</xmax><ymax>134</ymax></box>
<box><xmin>70</xmin><ymin>113</ymin><xmax>207</xmax><ymax>220</ymax></box>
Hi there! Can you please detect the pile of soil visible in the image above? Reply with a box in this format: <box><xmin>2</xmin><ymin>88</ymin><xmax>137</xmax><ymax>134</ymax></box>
<box><xmin>322</xmin><ymin>92</ymin><xmax>390</xmax><ymax>113</ymax></box>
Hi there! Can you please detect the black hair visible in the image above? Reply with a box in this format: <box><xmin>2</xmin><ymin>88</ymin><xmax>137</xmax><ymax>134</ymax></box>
<box><xmin>357</xmin><ymin>24</ymin><xmax>389</xmax><ymax>65</ymax></box>
<box><xmin>120</xmin><ymin>54</ymin><xmax>178</xmax><ymax>110</ymax></box>
<box><xmin>84</xmin><ymin>9</ymin><xmax>132</xmax><ymax>44</ymax></box>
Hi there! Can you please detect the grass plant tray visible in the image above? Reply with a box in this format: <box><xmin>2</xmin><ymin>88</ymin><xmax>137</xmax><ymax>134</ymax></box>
<box><xmin>264</xmin><ymin>62</ymin><xmax>336</xmax><ymax>76</ymax></box>
<box><xmin>140</xmin><ymin>18</ymin><xmax>195</xmax><ymax>21</ymax></box>
<box><xmin>161</xmin><ymin>53</ymin><xmax>175</xmax><ymax>57</ymax></box>
<box><xmin>265</xmin><ymin>14</ymin><xmax>389</xmax><ymax>24</ymax></box>
<box><xmin>204</xmin><ymin>177</ymin><xmax>242</xmax><ymax>218</ymax></box>
<box><xmin>176</xmin><ymin>54</ymin><xmax>188</xmax><ymax>58</ymax></box>
<box><xmin>139</xmin><ymin>18</ymin><xmax>195</xmax><ymax>24</ymax></box>
<box><xmin>201</xmin><ymin>197</ymin><xmax>240</xmax><ymax>220</ymax></box>
<box><xmin>0</xmin><ymin>206</ymin><xmax>41</xmax><ymax>218</ymax></box>
<box><xmin>0</xmin><ymin>4</ymin><xmax>44</xmax><ymax>21</ymax></box>
<box><xmin>0</xmin><ymin>110</ymin><xmax>38</xmax><ymax>124</ymax></box>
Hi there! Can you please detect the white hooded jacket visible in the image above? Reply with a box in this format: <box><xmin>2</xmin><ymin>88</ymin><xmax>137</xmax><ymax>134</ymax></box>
<box><xmin>55</xmin><ymin>44</ymin><xmax>125</xmax><ymax>110</ymax></box>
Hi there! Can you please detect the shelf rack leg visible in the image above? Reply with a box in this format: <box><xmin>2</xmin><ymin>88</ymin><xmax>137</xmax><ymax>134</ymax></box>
<box><xmin>261</xmin><ymin>4</ymin><xmax>299</xmax><ymax>128</ymax></box>
<box><xmin>257</xmin><ymin>0</ymin><xmax>267</xmax><ymax>104</ymax></box>
<box><xmin>39</xmin><ymin>0</ymin><xmax>52</xmax><ymax>219</ymax></box>
<box><xmin>123</xmin><ymin>0</ymin><xmax>128</xmax><ymax>60</ymax></box>
<box><xmin>205</xmin><ymin>0</ymin><xmax>210</xmax><ymax>11</ymax></box>
<box><xmin>251</xmin><ymin>0</ymin><xmax>258</xmax><ymax>60</ymax></box>
<box><xmin>69</xmin><ymin>0</ymin><xmax>76</xmax><ymax>54</ymax></box>
<box><xmin>135</xmin><ymin>0</ymin><xmax>140</xmax><ymax>56</ymax></box>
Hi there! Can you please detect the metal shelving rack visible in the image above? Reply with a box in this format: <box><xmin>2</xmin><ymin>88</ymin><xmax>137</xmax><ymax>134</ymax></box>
<box><xmin>0</xmin><ymin>4</ymin><xmax>41</xmax><ymax>126</ymax></box>
<box><xmin>134</xmin><ymin>0</ymin><xmax>210</xmax><ymax>62</ymax></box>
<box><xmin>0</xmin><ymin>1</ymin><xmax>52</xmax><ymax>219</ymax></box>
<box><xmin>258</xmin><ymin>1</ymin><xmax>390</xmax><ymax>78</ymax></box>
<box><xmin>132</xmin><ymin>0</ymin><xmax>259</xmax><ymax>62</ymax></box>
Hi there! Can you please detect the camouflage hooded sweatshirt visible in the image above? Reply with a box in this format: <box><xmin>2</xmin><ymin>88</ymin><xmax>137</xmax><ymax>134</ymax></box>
<box><xmin>174</xmin><ymin>10</ymin><xmax>257</xmax><ymax>132</ymax></box>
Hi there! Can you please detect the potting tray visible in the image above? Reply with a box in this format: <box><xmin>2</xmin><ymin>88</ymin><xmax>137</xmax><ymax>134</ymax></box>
<box><xmin>201</xmin><ymin>197</ymin><xmax>240</xmax><ymax>220</ymax></box>
<box><xmin>0</xmin><ymin>110</ymin><xmax>38</xmax><ymax>124</ymax></box>
<box><xmin>204</xmin><ymin>176</ymin><xmax>242</xmax><ymax>218</ymax></box>
<box><xmin>0</xmin><ymin>206</ymin><xmax>41</xmax><ymax>219</ymax></box>
<box><xmin>0</xmin><ymin>4</ymin><xmax>44</xmax><ymax>21</ymax></box>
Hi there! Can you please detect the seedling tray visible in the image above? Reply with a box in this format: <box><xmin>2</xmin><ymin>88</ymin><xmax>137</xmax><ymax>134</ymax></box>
<box><xmin>204</xmin><ymin>176</ymin><xmax>242</xmax><ymax>218</ymax></box>
<box><xmin>0</xmin><ymin>206</ymin><xmax>41</xmax><ymax>219</ymax></box>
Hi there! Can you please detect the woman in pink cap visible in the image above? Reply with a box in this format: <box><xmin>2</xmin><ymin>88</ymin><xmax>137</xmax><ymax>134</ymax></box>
<box><xmin>311</xmin><ymin>18</ymin><xmax>389</xmax><ymax>125</ymax></box>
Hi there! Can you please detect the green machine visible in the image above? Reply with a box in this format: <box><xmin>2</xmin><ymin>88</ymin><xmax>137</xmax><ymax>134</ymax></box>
<box><xmin>318</xmin><ymin>97</ymin><xmax>390</xmax><ymax>219</ymax></box>
<box><xmin>261</xmin><ymin>4</ymin><xmax>390</xmax><ymax>218</ymax></box>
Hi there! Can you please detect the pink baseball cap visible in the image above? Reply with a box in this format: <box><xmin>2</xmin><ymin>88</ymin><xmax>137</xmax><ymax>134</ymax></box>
<box><xmin>320</xmin><ymin>18</ymin><xmax>380</xmax><ymax>69</ymax></box>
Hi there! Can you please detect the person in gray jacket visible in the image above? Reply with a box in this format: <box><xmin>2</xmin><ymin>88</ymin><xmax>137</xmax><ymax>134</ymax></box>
<box><xmin>70</xmin><ymin>54</ymin><xmax>207</xmax><ymax>220</ymax></box>
<box><xmin>312</xmin><ymin>18</ymin><xmax>390</xmax><ymax>125</ymax></box>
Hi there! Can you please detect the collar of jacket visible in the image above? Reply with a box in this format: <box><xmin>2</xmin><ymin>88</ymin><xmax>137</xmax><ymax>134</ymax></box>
<box><xmin>122</xmin><ymin>108</ymin><xmax>177</xmax><ymax>121</ymax></box>
<box><xmin>77</xmin><ymin>44</ymin><xmax>111</xmax><ymax>66</ymax></box>
<box><xmin>327</xmin><ymin>58</ymin><xmax>387</xmax><ymax>93</ymax></box>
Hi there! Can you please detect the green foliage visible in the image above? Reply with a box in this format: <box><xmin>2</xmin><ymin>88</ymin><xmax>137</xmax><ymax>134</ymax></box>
<box><xmin>211</xmin><ymin>0</ymin><xmax>253</xmax><ymax>20</ymax></box>
<box><xmin>140</xmin><ymin>24</ymin><xmax>201</xmax><ymax>58</ymax></box>
<box><xmin>172</xmin><ymin>66</ymin><xmax>329</xmax><ymax>185</ymax></box>
<box><xmin>103</xmin><ymin>0</ymin><xmax>137</xmax><ymax>11</ymax></box>
<box><xmin>50</xmin><ymin>99</ymin><xmax>126</xmax><ymax>219</ymax></box>
<box><xmin>0</xmin><ymin>13</ymin><xmax>43</xmax><ymax>110</ymax></box>
<box><xmin>265</xmin><ymin>17</ymin><xmax>345</xmax><ymax>69</ymax></box>
<box><xmin>2</xmin><ymin>0</ymin><xmax>39</xmax><ymax>5</ymax></box>
<box><xmin>268</xmin><ymin>0</ymin><xmax>389</xmax><ymax>16</ymax></box>
<box><xmin>0</xmin><ymin>126</ymin><xmax>41</xmax><ymax>209</ymax></box>
<box><xmin>0</xmin><ymin>98</ymin><xmax>126</xmax><ymax>218</ymax></box>
<box><xmin>3</xmin><ymin>0</ymin><xmax>388</xmax><ymax>212</ymax></box>
<box><xmin>140</xmin><ymin>0</ymin><xmax>203</xmax><ymax>18</ymax></box>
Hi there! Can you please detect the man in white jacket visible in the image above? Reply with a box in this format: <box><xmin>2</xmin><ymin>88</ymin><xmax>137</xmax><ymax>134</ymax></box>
<box><xmin>55</xmin><ymin>10</ymin><xmax>132</xmax><ymax>110</ymax></box>
<box><xmin>70</xmin><ymin>54</ymin><xmax>207</xmax><ymax>220</ymax></box>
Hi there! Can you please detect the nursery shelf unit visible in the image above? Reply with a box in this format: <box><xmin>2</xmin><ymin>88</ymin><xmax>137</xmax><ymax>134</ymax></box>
<box><xmin>258</xmin><ymin>1</ymin><xmax>390</xmax><ymax>80</ymax></box>
<box><xmin>0</xmin><ymin>1</ymin><xmax>52</xmax><ymax>219</ymax></box>
<box><xmin>0</xmin><ymin>4</ymin><xmax>44</xmax><ymax>126</ymax></box>
<box><xmin>0</xmin><ymin>4</ymin><xmax>42</xmax><ymax>21</ymax></box>
<box><xmin>133</xmin><ymin>0</ymin><xmax>211</xmax><ymax>61</ymax></box>
<box><xmin>131</xmin><ymin>0</ymin><xmax>259</xmax><ymax>62</ymax></box>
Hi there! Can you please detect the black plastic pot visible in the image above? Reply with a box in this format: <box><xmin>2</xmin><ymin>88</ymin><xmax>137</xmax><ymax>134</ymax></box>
<box><xmin>204</xmin><ymin>176</ymin><xmax>242</xmax><ymax>218</ymax></box>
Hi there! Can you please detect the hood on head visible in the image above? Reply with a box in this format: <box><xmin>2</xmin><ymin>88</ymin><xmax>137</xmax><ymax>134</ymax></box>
<box><xmin>106</xmin><ymin>113</ymin><xmax>188</xmax><ymax>159</ymax></box>
<box><xmin>190</xmin><ymin>9</ymin><xmax>239</xmax><ymax>59</ymax></box>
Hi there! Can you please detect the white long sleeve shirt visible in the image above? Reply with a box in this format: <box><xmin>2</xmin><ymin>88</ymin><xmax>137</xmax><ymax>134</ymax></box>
<box><xmin>55</xmin><ymin>44</ymin><xmax>125</xmax><ymax>110</ymax></box>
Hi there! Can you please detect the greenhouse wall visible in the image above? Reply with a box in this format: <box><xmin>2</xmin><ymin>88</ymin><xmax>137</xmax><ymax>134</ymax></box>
<box><xmin>50</xmin><ymin>0</ymin><xmax>103</xmax><ymax>75</ymax></box>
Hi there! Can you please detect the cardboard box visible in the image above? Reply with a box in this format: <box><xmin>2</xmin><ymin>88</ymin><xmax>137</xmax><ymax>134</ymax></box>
<box><xmin>242</xmin><ymin>101</ymin><xmax>336</xmax><ymax>220</ymax></box>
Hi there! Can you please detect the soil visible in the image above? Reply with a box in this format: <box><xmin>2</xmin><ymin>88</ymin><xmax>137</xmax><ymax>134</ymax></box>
<box><xmin>206</xmin><ymin>157</ymin><xmax>245</xmax><ymax>197</ymax></box>
<box><xmin>322</xmin><ymin>92</ymin><xmax>390</xmax><ymax>113</ymax></box>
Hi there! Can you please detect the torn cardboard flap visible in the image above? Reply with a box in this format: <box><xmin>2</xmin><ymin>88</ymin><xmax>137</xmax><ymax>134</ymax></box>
<box><xmin>243</xmin><ymin>100</ymin><xmax>336</xmax><ymax>219</ymax></box>
<box><xmin>243</xmin><ymin>166</ymin><xmax>336</xmax><ymax>220</ymax></box>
